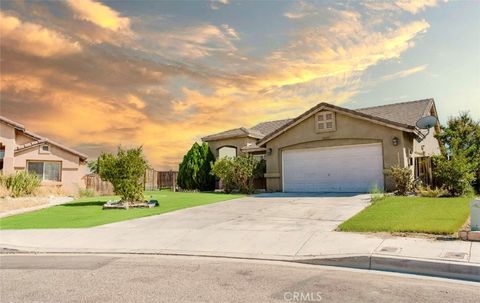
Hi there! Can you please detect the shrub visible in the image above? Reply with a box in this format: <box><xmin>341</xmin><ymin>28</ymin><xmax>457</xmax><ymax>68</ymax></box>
<box><xmin>433</xmin><ymin>151</ymin><xmax>476</xmax><ymax>197</ymax></box>
<box><xmin>436</xmin><ymin>112</ymin><xmax>480</xmax><ymax>192</ymax></box>
<box><xmin>178</xmin><ymin>142</ymin><xmax>215</xmax><ymax>191</ymax></box>
<box><xmin>416</xmin><ymin>185</ymin><xmax>449</xmax><ymax>198</ymax></box>
<box><xmin>211</xmin><ymin>157</ymin><xmax>237</xmax><ymax>193</ymax></box>
<box><xmin>4</xmin><ymin>171</ymin><xmax>41</xmax><ymax>197</ymax></box>
<box><xmin>369</xmin><ymin>184</ymin><xmax>385</xmax><ymax>203</ymax></box>
<box><xmin>211</xmin><ymin>154</ymin><xmax>261</xmax><ymax>194</ymax></box>
<box><xmin>389</xmin><ymin>165</ymin><xmax>413</xmax><ymax>195</ymax></box>
<box><xmin>232</xmin><ymin>154</ymin><xmax>260</xmax><ymax>194</ymax></box>
<box><xmin>78</xmin><ymin>188</ymin><xmax>97</xmax><ymax>198</ymax></box>
<box><xmin>98</xmin><ymin>146</ymin><xmax>149</xmax><ymax>204</ymax></box>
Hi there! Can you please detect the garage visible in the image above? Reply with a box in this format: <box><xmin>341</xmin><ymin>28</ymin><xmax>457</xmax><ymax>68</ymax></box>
<box><xmin>282</xmin><ymin>143</ymin><xmax>384</xmax><ymax>193</ymax></box>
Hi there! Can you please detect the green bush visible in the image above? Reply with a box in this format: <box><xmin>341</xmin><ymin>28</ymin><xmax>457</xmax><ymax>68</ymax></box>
<box><xmin>436</xmin><ymin>112</ymin><xmax>480</xmax><ymax>192</ymax></box>
<box><xmin>98</xmin><ymin>146</ymin><xmax>149</xmax><ymax>204</ymax></box>
<box><xmin>210</xmin><ymin>157</ymin><xmax>237</xmax><ymax>193</ymax></box>
<box><xmin>433</xmin><ymin>151</ymin><xmax>476</xmax><ymax>197</ymax></box>
<box><xmin>178</xmin><ymin>142</ymin><xmax>215</xmax><ymax>191</ymax></box>
<box><xmin>416</xmin><ymin>185</ymin><xmax>449</xmax><ymax>198</ymax></box>
<box><xmin>389</xmin><ymin>165</ymin><xmax>413</xmax><ymax>195</ymax></box>
<box><xmin>4</xmin><ymin>171</ymin><xmax>41</xmax><ymax>197</ymax></box>
<box><xmin>211</xmin><ymin>154</ymin><xmax>261</xmax><ymax>194</ymax></box>
<box><xmin>369</xmin><ymin>184</ymin><xmax>385</xmax><ymax>203</ymax></box>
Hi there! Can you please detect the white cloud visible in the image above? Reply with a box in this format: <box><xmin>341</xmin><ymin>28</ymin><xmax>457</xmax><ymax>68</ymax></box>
<box><xmin>210</xmin><ymin>0</ymin><xmax>230</xmax><ymax>10</ymax></box>
<box><xmin>66</xmin><ymin>0</ymin><xmax>130</xmax><ymax>31</ymax></box>
<box><xmin>0</xmin><ymin>12</ymin><xmax>81</xmax><ymax>57</ymax></box>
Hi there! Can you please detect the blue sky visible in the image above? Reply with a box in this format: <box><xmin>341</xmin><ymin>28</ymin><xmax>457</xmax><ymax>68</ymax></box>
<box><xmin>1</xmin><ymin>0</ymin><xmax>478</xmax><ymax>168</ymax></box>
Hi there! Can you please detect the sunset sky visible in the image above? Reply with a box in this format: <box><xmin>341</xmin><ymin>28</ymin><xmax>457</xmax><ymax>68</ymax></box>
<box><xmin>1</xmin><ymin>0</ymin><xmax>479</xmax><ymax>169</ymax></box>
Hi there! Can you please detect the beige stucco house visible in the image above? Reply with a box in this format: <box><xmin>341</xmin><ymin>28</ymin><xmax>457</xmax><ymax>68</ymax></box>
<box><xmin>0</xmin><ymin>116</ymin><xmax>88</xmax><ymax>194</ymax></box>
<box><xmin>202</xmin><ymin>99</ymin><xmax>441</xmax><ymax>193</ymax></box>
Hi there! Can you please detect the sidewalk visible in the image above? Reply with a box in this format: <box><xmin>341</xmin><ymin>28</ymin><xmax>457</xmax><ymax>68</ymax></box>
<box><xmin>0</xmin><ymin>197</ymin><xmax>74</xmax><ymax>219</ymax></box>
<box><xmin>1</xmin><ymin>226</ymin><xmax>479</xmax><ymax>281</ymax></box>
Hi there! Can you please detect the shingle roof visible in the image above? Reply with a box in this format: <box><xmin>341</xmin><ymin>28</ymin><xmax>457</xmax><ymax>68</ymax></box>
<box><xmin>355</xmin><ymin>98</ymin><xmax>433</xmax><ymax>127</ymax></box>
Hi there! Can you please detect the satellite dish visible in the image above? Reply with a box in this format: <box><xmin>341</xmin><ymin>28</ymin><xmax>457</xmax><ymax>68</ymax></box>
<box><xmin>415</xmin><ymin>115</ymin><xmax>438</xmax><ymax>142</ymax></box>
<box><xmin>416</xmin><ymin>116</ymin><xmax>438</xmax><ymax>129</ymax></box>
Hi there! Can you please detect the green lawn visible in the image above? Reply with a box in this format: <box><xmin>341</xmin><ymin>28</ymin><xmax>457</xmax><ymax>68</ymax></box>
<box><xmin>339</xmin><ymin>196</ymin><xmax>472</xmax><ymax>235</ymax></box>
<box><xmin>0</xmin><ymin>190</ymin><xmax>244</xmax><ymax>229</ymax></box>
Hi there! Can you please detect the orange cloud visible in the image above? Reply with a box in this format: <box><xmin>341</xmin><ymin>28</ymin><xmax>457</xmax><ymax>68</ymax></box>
<box><xmin>66</xmin><ymin>0</ymin><xmax>130</xmax><ymax>31</ymax></box>
<box><xmin>0</xmin><ymin>12</ymin><xmax>81</xmax><ymax>57</ymax></box>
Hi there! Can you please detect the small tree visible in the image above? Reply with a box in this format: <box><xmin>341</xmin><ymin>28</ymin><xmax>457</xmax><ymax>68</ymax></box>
<box><xmin>177</xmin><ymin>142</ymin><xmax>215</xmax><ymax>191</ymax></box>
<box><xmin>211</xmin><ymin>157</ymin><xmax>237</xmax><ymax>193</ymax></box>
<box><xmin>232</xmin><ymin>155</ymin><xmax>260</xmax><ymax>194</ymax></box>
<box><xmin>99</xmin><ymin>147</ymin><xmax>149</xmax><ymax>204</ymax></box>
<box><xmin>211</xmin><ymin>154</ymin><xmax>260</xmax><ymax>194</ymax></box>
<box><xmin>389</xmin><ymin>165</ymin><xmax>413</xmax><ymax>195</ymax></box>
<box><xmin>436</xmin><ymin>112</ymin><xmax>480</xmax><ymax>192</ymax></box>
<box><xmin>433</xmin><ymin>148</ymin><xmax>476</xmax><ymax>196</ymax></box>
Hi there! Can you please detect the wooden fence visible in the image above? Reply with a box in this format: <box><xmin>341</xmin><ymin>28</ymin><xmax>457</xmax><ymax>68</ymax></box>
<box><xmin>144</xmin><ymin>170</ymin><xmax>178</xmax><ymax>190</ymax></box>
<box><xmin>84</xmin><ymin>169</ymin><xmax>178</xmax><ymax>194</ymax></box>
<box><xmin>83</xmin><ymin>173</ymin><xmax>114</xmax><ymax>195</ymax></box>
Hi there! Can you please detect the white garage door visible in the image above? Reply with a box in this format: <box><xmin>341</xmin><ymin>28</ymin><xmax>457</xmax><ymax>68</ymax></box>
<box><xmin>282</xmin><ymin>143</ymin><xmax>384</xmax><ymax>193</ymax></box>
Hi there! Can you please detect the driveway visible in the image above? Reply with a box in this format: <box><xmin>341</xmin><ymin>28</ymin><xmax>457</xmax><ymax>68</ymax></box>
<box><xmin>102</xmin><ymin>193</ymin><xmax>371</xmax><ymax>232</ymax></box>
<box><xmin>0</xmin><ymin>194</ymin><xmax>378</xmax><ymax>257</ymax></box>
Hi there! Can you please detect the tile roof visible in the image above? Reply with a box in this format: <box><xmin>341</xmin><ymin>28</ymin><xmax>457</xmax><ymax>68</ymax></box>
<box><xmin>249</xmin><ymin>119</ymin><xmax>293</xmax><ymax>136</ymax></box>
<box><xmin>355</xmin><ymin>98</ymin><xmax>433</xmax><ymax>127</ymax></box>
<box><xmin>201</xmin><ymin>120</ymin><xmax>291</xmax><ymax>141</ymax></box>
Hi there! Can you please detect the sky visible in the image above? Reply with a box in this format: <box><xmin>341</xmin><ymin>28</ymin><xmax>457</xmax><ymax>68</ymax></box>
<box><xmin>1</xmin><ymin>0</ymin><xmax>479</xmax><ymax>169</ymax></box>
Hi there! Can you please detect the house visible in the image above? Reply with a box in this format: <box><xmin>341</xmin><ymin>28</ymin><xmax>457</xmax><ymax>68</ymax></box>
<box><xmin>0</xmin><ymin>116</ymin><xmax>88</xmax><ymax>194</ymax></box>
<box><xmin>202</xmin><ymin>99</ymin><xmax>441</xmax><ymax>193</ymax></box>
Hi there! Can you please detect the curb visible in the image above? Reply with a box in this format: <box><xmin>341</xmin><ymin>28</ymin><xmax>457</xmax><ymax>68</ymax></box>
<box><xmin>295</xmin><ymin>255</ymin><xmax>480</xmax><ymax>282</ymax></box>
<box><xmin>1</xmin><ymin>247</ymin><xmax>479</xmax><ymax>282</ymax></box>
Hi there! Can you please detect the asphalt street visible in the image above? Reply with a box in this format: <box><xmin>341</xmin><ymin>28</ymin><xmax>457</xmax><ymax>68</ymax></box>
<box><xmin>1</xmin><ymin>254</ymin><xmax>479</xmax><ymax>303</ymax></box>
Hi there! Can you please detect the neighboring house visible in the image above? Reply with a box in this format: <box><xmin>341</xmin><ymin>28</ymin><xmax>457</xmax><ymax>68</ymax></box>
<box><xmin>0</xmin><ymin>116</ymin><xmax>88</xmax><ymax>194</ymax></box>
<box><xmin>202</xmin><ymin>99</ymin><xmax>441</xmax><ymax>193</ymax></box>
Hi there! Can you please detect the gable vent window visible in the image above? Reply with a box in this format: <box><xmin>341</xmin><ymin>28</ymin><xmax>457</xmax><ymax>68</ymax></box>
<box><xmin>40</xmin><ymin>145</ymin><xmax>50</xmax><ymax>154</ymax></box>
<box><xmin>316</xmin><ymin>111</ymin><xmax>336</xmax><ymax>132</ymax></box>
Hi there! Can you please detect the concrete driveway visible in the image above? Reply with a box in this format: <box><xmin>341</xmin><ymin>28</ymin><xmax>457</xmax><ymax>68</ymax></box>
<box><xmin>1</xmin><ymin>194</ymin><xmax>378</xmax><ymax>257</ymax></box>
<box><xmin>101</xmin><ymin>193</ymin><xmax>371</xmax><ymax>233</ymax></box>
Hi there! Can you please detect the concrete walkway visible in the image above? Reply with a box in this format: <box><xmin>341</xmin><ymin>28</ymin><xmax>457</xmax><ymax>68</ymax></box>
<box><xmin>0</xmin><ymin>196</ymin><xmax>74</xmax><ymax>218</ymax></box>
<box><xmin>1</xmin><ymin>194</ymin><xmax>479</xmax><ymax>280</ymax></box>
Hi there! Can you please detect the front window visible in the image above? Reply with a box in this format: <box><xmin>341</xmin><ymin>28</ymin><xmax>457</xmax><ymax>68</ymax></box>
<box><xmin>218</xmin><ymin>146</ymin><xmax>237</xmax><ymax>158</ymax></box>
<box><xmin>316</xmin><ymin>111</ymin><xmax>336</xmax><ymax>132</ymax></box>
<box><xmin>27</xmin><ymin>161</ymin><xmax>61</xmax><ymax>181</ymax></box>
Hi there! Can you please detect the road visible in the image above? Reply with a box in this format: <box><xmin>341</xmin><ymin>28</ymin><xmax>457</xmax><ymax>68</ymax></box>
<box><xmin>1</xmin><ymin>254</ymin><xmax>478</xmax><ymax>303</ymax></box>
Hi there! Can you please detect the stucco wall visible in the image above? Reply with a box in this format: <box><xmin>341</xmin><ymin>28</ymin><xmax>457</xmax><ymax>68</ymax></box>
<box><xmin>264</xmin><ymin>110</ymin><xmax>412</xmax><ymax>192</ymax></box>
<box><xmin>206</xmin><ymin>137</ymin><xmax>258</xmax><ymax>159</ymax></box>
<box><xmin>413</xmin><ymin>127</ymin><xmax>441</xmax><ymax>157</ymax></box>
<box><xmin>14</xmin><ymin>144</ymin><xmax>86</xmax><ymax>194</ymax></box>
<box><xmin>0</xmin><ymin>123</ymin><xmax>16</xmax><ymax>174</ymax></box>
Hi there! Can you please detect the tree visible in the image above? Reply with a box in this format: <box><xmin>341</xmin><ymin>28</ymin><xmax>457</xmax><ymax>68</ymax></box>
<box><xmin>210</xmin><ymin>157</ymin><xmax>237</xmax><ymax>193</ymax></box>
<box><xmin>232</xmin><ymin>154</ymin><xmax>260</xmax><ymax>194</ymax></box>
<box><xmin>87</xmin><ymin>159</ymin><xmax>100</xmax><ymax>174</ymax></box>
<box><xmin>435</xmin><ymin>112</ymin><xmax>480</xmax><ymax>192</ymax></box>
<box><xmin>98</xmin><ymin>147</ymin><xmax>149</xmax><ymax>204</ymax></box>
<box><xmin>177</xmin><ymin>142</ymin><xmax>215</xmax><ymax>191</ymax></box>
<box><xmin>433</xmin><ymin>145</ymin><xmax>476</xmax><ymax>197</ymax></box>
